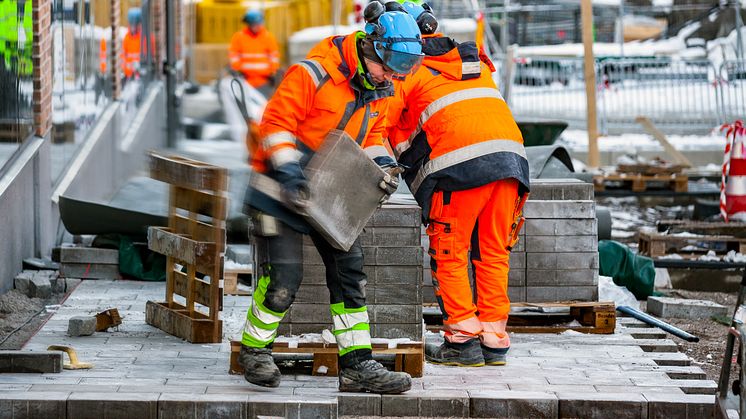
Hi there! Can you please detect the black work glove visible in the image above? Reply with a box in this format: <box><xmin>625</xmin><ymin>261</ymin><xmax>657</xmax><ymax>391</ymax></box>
<box><xmin>274</xmin><ymin>161</ymin><xmax>310</xmax><ymax>215</ymax></box>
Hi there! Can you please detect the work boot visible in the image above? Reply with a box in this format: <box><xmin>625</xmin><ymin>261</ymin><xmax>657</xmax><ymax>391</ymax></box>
<box><xmin>425</xmin><ymin>338</ymin><xmax>485</xmax><ymax>367</ymax></box>
<box><xmin>339</xmin><ymin>359</ymin><xmax>412</xmax><ymax>394</ymax></box>
<box><xmin>481</xmin><ymin>344</ymin><xmax>509</xmax><ymax>366</ymax></box>
<box><xmin>238</xmin><ymin>345</ymin><xmax>281</xmax><ymax>387</ymax></box>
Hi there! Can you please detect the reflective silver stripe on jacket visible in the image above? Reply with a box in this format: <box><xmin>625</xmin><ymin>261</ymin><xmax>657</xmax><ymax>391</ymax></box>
<box><xmin>297</xmin><ymin>60</ymin><xmax>328</xmax><ymax>88</ymax></box>
<box><xmin>409</xmin><ymin>139</ymin><xmax>527</xmax><ymax>195</ymax></box>
<box><xmin>332</xmin><ymin>311</ymin><xmax>370</xmax><ymax>332</ymax></box>
<box><xmin>394</xmin><ymin>87</ymin><xmax>504</xmax><ymax>157</ymax></box>
<box><xmin>263</xmin><ymin>131</ymin><xmax>295</xmax><ymax>149</ymax></box>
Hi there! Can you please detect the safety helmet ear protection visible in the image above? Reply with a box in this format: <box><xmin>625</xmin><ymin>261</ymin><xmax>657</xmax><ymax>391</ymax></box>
<box><xmin>401</xmin><ymin>1</ymin><xmax>438</xmax><ymax>35</ymax></box>
<box><xmin>362</xmin><ymin>6</ymin><xmax>425</xmax><ymax>76</ymax></box>
<box><xmin>127</xmin><ymin>8</ymin><xmax>142</xmax><ymax>26</ymax></box>
<box><xmin>243</xmin><ymin>9</ymin><xmax>263</xmax><ymax>25</ymax></box>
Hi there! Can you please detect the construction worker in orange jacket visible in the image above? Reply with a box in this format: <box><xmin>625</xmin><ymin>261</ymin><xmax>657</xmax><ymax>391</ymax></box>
<box><xmin>239</xmin><ymin>6</ymin><xmax>424</xmax><ymax>393</ymax></box>
<box><xmin>229</xmin><ymin>10</ymin><xmax>280</xmax><ymax>97</ymax></box>
<box><xmin>388</xmin><ymin>2</ymin><xmax>530</xmax><ymax>367</ymax></box>
<box><xmin>122</xmin><ymin>8</ymin><xmax>141</xmax><ymax>80</ymax></box>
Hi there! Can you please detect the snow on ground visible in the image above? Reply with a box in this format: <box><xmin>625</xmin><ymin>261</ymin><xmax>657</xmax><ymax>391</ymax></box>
<box><xmin>558</xmin><ymin>129</ymin><xmax>727</xmax><ymax>152</ymax></box>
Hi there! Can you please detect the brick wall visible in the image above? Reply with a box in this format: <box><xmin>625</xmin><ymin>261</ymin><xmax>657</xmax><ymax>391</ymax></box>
<box><xmin>32</xmin><ymin>0</ymin><xmax>52</xmax><ymax>138</ymax></box>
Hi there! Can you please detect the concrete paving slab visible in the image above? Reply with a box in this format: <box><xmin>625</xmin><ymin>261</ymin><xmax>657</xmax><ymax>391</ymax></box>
<box><xmin>647</xmin><ymin>296</ymin><xmax>729</xmax><ymax>320</ymax></box>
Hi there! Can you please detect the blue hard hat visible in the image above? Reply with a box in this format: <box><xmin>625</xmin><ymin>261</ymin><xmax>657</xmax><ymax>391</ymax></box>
<box><xmin>243</xmin><ymin>10</ymin><xmax>263</xmax><ymax>25</ymax></box>
<box><xmin>401</xmin><ymin>2</ymin><xmax>438</xmax><ymax>35</ymax></box>
<box><xmin>127</xmin><ymin>8</ymin><xmax>142</xmax><ymax>26</ymax></box>
<box><xmin>365</xmin><ymin>11</ymin><xmax>424</xmax><ymax>75</ymax></box>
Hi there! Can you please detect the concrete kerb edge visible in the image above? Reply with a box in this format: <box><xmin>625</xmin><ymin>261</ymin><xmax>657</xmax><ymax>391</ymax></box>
<box><xmin>20</xmin><ymin>276</ymin><xmax>84</xmax><ymax>351</ymax></box>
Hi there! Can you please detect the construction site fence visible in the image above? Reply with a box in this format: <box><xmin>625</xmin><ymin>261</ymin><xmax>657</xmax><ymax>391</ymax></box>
<box><xmin>495</xmin><ymin>55</ymin><xmax>746</xmax><ymax>135</ymax></box>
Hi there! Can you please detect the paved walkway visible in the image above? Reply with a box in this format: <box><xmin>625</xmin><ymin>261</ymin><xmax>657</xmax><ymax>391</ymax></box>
<box><xmin>0</xmin><ymin>279</ymin><xmax>717</xmax><ymax>418</ymax></box>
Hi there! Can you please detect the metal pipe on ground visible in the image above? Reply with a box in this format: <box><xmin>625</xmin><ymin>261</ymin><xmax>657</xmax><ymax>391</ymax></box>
<box><xmin>616</xmin><ymin>305</ymin><xmax>699</xmax><ymax>342</ymax></box>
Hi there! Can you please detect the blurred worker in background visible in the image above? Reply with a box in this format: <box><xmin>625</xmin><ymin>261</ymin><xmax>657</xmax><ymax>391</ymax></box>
<box><xmin>229</xmin><ymin>9</ymin><xmax>280</xmax><ymax>98</ymax></box>
<box><xmin>122</xmin><ymin>8</ymin><xmax>142</xmax><ymax>81</ymax></box>
<box><xmin>387</xmin><ymin>1</ymin><xmax>530</xmax><ymax>368</ymax></box>
<box><xmin>238</xmin><ymin>5</ymin><xmax>424</xmax><ymax>394</ymax></box>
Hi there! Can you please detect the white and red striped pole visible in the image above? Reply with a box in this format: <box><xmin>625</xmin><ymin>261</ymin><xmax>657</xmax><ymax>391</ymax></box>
<box><xmin>721</xmin><ymin>120</ymin><xmax>746</xmax><ymax>222</ymax></box>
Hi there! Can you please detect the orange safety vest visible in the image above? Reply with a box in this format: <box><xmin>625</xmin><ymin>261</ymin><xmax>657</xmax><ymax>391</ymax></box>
<box><xmin>122</xmin><ymin>30</ymin><xmax>141</xmax><ymax>78</ymax></box>
<box><xmin>247</xmin><ymin>32</ymin><xmax>393</xmax><ymax>231</ymax></box>
<box><xmin>229</xmin><ymin>26</ymin><xmax>280</xmax><ymax>88</ymax></box>
<box><xmin>99</xmin><ymin>38</ymin><xmax>107</xmax><ymax>74</ymax></box>
<box><xmin>387</xmin><ymin>34</ymin><xmax>530</xmax><ymax>220</ymax></box>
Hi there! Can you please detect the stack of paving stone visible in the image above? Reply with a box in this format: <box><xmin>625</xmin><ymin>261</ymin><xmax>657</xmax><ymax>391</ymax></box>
<box><xmin>54</xmin><ymin>246</ymin><xmax>121</xmax><ymax>279</ymax></box>
<box><xmin>516</xmin><ymin>178</ymin><xmax>599</xmax><ymax>302</ymax></box>
<box><xmin>277</xmin><ymin>204</ymin><xmax>424</xmax><ymax>340</ymax></box>
<box><xmin>422</xmin><ymin>179</ymin><xmax>598</xmax><ymax>304</ymax></box>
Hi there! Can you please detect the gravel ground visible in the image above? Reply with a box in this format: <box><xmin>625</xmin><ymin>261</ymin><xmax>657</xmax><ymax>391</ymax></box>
<box><xmin>651</xmin><ymin>289</ymin><xmax>738</xmax><ymax>381</ymax></box>
<box><xmin>0</xmin><ymin>289</ymin><xmax>66</xmax><ymax>350</ymax></box>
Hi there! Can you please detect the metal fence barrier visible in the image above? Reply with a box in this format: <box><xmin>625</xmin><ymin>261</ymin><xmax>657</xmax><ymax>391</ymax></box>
<box><xmin>499</xmin><ymin>55</ymin><xmax>746</xmax><ymax>135</ymax></box>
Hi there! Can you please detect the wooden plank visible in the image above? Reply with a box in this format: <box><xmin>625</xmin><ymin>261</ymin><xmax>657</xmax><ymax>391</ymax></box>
<box><xmin>635</xmin><ymin>116</ymin><xmax>693</xmax><ymax>168</ymax></box>
<box><xmin>172</xmin><ymin>215</ymin><xmax>226</xmax><ymax>246</ymax></box>
<box><xmin>581</xmin><ymin>0</ymin><xmax>599</xmax><ymax>168</ymax></box>
<box><xmin>224</xmin><ymin>271</ymin><xmax>252</xmax><ymax>296</ymax></box>
<box><xmin>149</xmin><ymin>152</ymin><xmax>228</xmax><ymax>192</ymax></box>
<box><xmin>147</xmin><ymin>227</ymin><xmax>217</xmax><ymax>272</ymax></box>
<box><xmin>58</xmin><ymin>247</ymin><xmax>119</xmax><ymax>264</ymax></box>
<box><xmin>145</xmin><ymin>301</ymin><xmax>222</xmax><ymax>343</ymax></box>
<box><xmin>172</xmin><ymin>270</ymin><xmax>213</xmax><ymax>308</ymax></box>
<box><xmin>312</xmin><ymin>353</ymin><xmax>339</xmax><ymax>376</ymax></box>
<box><xmin>172</xmin><ymin>186</ymin><xmax>228</xmax><ymax>220</ymax></box>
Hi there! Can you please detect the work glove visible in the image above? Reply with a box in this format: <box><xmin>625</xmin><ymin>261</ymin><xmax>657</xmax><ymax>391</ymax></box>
<box><xmin>373</xmin><ymin>156</ymin><xmax>402</xmax><ymax>203</ymax></box>
<box><xmin>274</xmin><ymin>161</ymin><xmax>310</xmax><ymax>215</ymax></box>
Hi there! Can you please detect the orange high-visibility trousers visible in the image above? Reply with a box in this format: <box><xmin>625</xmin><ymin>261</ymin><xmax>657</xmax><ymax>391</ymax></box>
<box><xmin>427</xmin><ymin>178</ymin><xmax>523</xmax><ymax>349</ymax></box>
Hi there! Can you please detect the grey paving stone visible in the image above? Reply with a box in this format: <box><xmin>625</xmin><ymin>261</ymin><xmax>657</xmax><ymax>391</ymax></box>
<box><xmin>158</xmin><ymin>393</ymin><xmax>250</xmax><ymax>419</ymax></box>
<box><xmin>375</xmin><ymin>247</ymin><xmax>423</xmax><ymax>266</ymax></box>
<box><xmin>557</xmin><ymin>392</ymin><xmax>648</xmax><ymax>419</ymax></box>
<box><xmin>526</xmin><ymin>286</ymin><xmax>598</xmax><ymax>302</ymax></box>
<box><xmin>528</xmin><ymin>179</ymin><xmax>594</xmax><ymax>201</ymax></box>
<box><xmin>369</xmin><ymin>305</ymin><xmax>422</xmax><ymax>324</ymax></box>
<box><xmin>382</xmin><ymin>390</ymin><xmax>469</xmax><ymax>417</ymax></box>
<box><xmin>249</xmin><ymin>394</ymin><xmax>337</xmax><ymax>419</ymax></box>
<box><xmin>370</xmin><ymin>205</ymin><xmax>421</xmax><ymax>227</ymax></box>
<box><xmin>371</xmin><ymin>323</ymin><xmax>422</xmax><ymax>340</ymax></box>
<box><xmin>523</xmin><ymin>200</ymin><xmax>596</xmax><ymax>219</ymax></box>
<box><xmin>67</xmin><ymin>316</ymin><xmax>97</xmax><ymax>337</ymax></box>
<box><xmin>526</xmin><ymin>269</ymin><xmax>598</xmax><ymax>286</ymax></box>
<box><xmin>510</xmin><ymin>252</ymin><xmax>526</xmax><ymax>269</ymax></box>
<box><xmin>31</xmin><ymin>384</ymin><xmax>120</xmax><ymax>393</ymax></box>
<box><xmin>647</xmin><ymin>296</ymin><xmax>729</xmax><ymax>320</ymax></box>
<box><xmin>118</xmin><ymin>385</ymin><xmax>208</xmax><ymax>394</ymax></box>
<box><xmin>0</xmin><ymin>351</ymin><xmax>62</xmax><ymax>373</ymax></box>
<box><xmin>508</xmin><ymin>286</ymin><xmax>527</xmax><ymax>302</ymax></box>
<box><xmin>29</xmin><ymin>276</ymin><xmax>52</xmax><ymax>299</ymax></box>
<box><xmin>372</xmin><ymin>284</ymin><xmax>422</xmax><ymax>304</ymax></box>
<box><xmin>285</xmin><ymin>304</ymin><xmax>332</xmax><ymax>324</ymax></box>
<box><xmin>58</xmin><ymin>247</ymin><xmax>119</xmax><ymax>264</ymax></box>
<box><xmin>67</xmin><ymin>392</ymin><xmax>159</xmax><ymax>419</ymax></box>
<box><xmin>13</xmin><ymin>271</ymin><xmax>34</xmax><ymax>296</ymax></box>
<box><xmin>294</xmin><ymin>285</ymin><xmax>332</xmax><ymax>304</ymax></box>
<box><xmin>469</xmin><ymin>390</ymin><xmax>558</xmax><ymax>418</ymax></box>
<box><xmin>526</xmin><ymin>252</ymin><xmax>599</xmax><ymax>270</ymax></box>
<box><xmin>375</xmin><ymin>265</ymin><xmax>422</xmax><ymax>285</ymax></box>
<box><xmin>0</xmin><ymin>391</ymin><xmax>68</xmax><ymax>419</ymax></box>
<box><xmin>361</xmin><ymin>227</ymin><xmax>420</xmax><ymax>247</ymax></box>
<box><xmin>337</xmin><ymin>392</ymin><xmax>381</xmax><ymax>416</ymax></box>
<box><xmin>644</xmin><ymin>393</ymin><xmax>715</xmax><ymax>419</ymax></box>
<box><xmin>509</xmin><ymin>269</ymin><xmax>526</xmax><ymax>286</ymax></box>
<box><xmin>525</xmin><ymin>235</ymin><xmax>598</xmax><ymax>253</ymax></box>
<box><xmin>525</xmin><ymin>218</ymin><xmax>598</xmax><ymax>236</ymax></box>
<box><xmin>226</xmin><ymin>245</ymin><xmax>253</xmax><ymax>265</ymax></box>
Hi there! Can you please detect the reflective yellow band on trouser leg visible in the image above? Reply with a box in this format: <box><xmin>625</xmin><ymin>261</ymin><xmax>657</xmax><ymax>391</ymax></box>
<box><xmin>242</xmin><ymin>272</ymin><xmax>287</xmax><ymax>348</ymax></box>
<box><xmin>330</xmin><ymin>302</ymin><xmax>372</xmax><ymax>356</ymax></box>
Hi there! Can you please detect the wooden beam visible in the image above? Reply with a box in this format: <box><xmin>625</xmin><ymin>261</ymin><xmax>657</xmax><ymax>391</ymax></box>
<box><xmin>149</xmin><ymin>153</ymin><xmax>228</xmax><ymax>192</ymax></box>
<box><xmin>635</xmin><ymin>116</ymin><xmax>693</xmax><ymax>168</ymax></box>
<box><xmin>147</xmin><ymin>227</ymin><xmax>217</xmax><ymax>272</ymax></box>
<box><xmin>581</xmin><ymin>0</ymin><xmax>600</xmax><ymax>168</ymax></box>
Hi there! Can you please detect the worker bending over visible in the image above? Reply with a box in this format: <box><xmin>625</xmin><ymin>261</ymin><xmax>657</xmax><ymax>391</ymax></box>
<box><xmin>239</xmin><ymin>7</ymin><xmax>424</xmax><ymax>393</ymax></box>
<box><xmin>388</xmin><ymin>2</ymin><xmax>530</xmax><ymax>367</ymax></box>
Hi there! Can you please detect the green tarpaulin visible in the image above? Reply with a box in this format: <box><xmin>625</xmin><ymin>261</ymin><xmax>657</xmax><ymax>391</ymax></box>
<box><xmin>598</xmin><ymin>240</ymin><xmax>656</xmax><ymax>299</ymax></box>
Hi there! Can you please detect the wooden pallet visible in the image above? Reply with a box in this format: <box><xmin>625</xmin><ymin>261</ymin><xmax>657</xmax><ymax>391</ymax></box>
<box><xmin>424</xmin><ymin>302</ymin><xmax>616</xmax><ymax>335</ymax></box>
<box><xmin>229</xmin><ymin>340</ymin><xmax>424</xmax><ymax>378</ymax></box>
<box><xmin>223</xmin><ymin>267</ymin><xmax>252</xmax><ymax>296</ymax></box>
<box><xmin>617</xmin><ymin>163</ymin><xmax>685</xmax><ymax>176</ymax></box>
<box><xmin>638</xmin><ymin>230</ymin><xmax>746</xmax><ymax>258</ymax></box>
<box><xmin>657</xmin><ymin>220</ymin><xmax>746</xmax><ymax>238</ymax></box>
<box><xmin>145</xmin><ymin>153</ymin><xmax>228</xmax><ymax>343</ymax></box>
<box><xmin>593</xmin><ymin>172</ymin><xmax>688</xmax><ymax>193</ymax></box>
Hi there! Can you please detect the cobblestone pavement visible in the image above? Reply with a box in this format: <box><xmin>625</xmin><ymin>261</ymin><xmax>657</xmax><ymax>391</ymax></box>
<box><xmin>0</xmin><ymin>280</ymin><xmax>717</xmax><ymax>418</ymax></box>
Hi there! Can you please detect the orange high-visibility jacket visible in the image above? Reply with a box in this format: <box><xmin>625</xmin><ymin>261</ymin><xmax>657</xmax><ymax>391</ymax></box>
<box><xmin>99</xmin><ymin>38</ymin><xmax>107</xmax><ymax>74</ymax></box>
<box><xmin>122</xmin><ymin>30</ymin><xmax>140</xmax><ymax>78</ymax></box>
<box><xmin>229</xmin><ymin>27</ymin><xmax>280</xmax><ymax>88</ymax></box>
<box><xmin>246</xmin><ymin>32</ymin><xmax>394</xmax><ymax>231</ymax></box>
<box><xmin>387</xmin><ymin>34</ymin><xmax>530</xmax><ymax>220</ymax></box>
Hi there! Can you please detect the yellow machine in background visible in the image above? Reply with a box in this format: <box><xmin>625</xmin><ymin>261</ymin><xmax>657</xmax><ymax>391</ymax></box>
<box><xmin>192</xmin><ymin>0</ymin><xmax>353</xmax><ymax>84</ymax></box>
